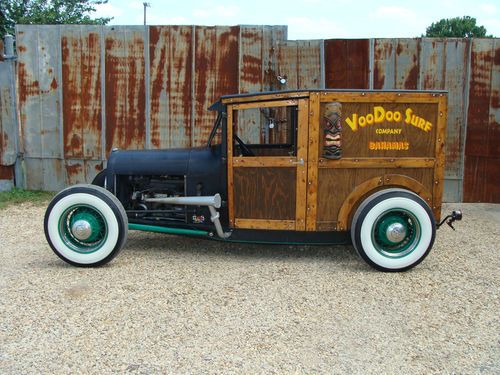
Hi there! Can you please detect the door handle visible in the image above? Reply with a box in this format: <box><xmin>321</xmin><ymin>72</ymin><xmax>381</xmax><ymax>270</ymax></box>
<box><xmin>290</xmin><ymin>158</ymin><xmax>305</xmax><ymax>166</ymax></box>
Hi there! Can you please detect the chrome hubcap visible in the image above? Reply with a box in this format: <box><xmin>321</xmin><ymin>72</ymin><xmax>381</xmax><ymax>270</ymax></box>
<box><xmin>386</xmin><ymin>222</ymin><xmax>407</xmax><ymax>243</ymax></box>
<box><xmin>71</xmin><ymin>220</ymin><xmax>92</xmax><ymax>240</ymax></box>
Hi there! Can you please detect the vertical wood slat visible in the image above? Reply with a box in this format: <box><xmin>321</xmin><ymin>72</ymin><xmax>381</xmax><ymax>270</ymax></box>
<box><xmin>295</xmin><ymin>98</ymin><xmax>309</xmax><ymax>231</ymax></box>
<box><xmin>227</xmin><ymin>105</ymin><xmax>234</xmax><ymax>227</ymax></box>
<box><xmin>306</xmin><ymin>92</ymin><xmax>320</xmax><ymax>231</ymax></box>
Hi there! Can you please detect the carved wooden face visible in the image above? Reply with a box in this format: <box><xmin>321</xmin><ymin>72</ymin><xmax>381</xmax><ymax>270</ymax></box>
<box><xmin>322</xmin><ymin>102</ymin><xmax>342</xmax><ymax>159</ymax></box>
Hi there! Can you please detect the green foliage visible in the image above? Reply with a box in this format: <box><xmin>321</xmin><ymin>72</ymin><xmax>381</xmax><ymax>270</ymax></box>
<box><xmin>425</xmin><ymin>16</ymin><xmax>492</xmax><ymax>38</ymax></box>
<box><xmin>0</xmin><ymin>188</ymin><xmax>54</xmax><ymax>209</ymax></box>
<box><xmin>0</xmin><ymin>0</ymin><xmax>112</xmax><ymax>36</ymax></box>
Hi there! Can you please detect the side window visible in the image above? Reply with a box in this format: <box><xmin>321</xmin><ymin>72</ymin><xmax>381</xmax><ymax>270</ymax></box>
<box><xmin>321</xmin><ymin>102</ymin><xmax>342</xmax><ymax>159</ymax></box>
<box><xmin>233</xmin><ymin>104</ymin><xmax>298</xmax><ymax>157</ymax></box>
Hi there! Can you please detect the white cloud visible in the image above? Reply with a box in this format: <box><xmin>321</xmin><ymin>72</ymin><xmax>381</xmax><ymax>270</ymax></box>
<box><xmin>193</xmin><ymin>5</ymin><xmax>240</xmax><ymax>19</ymax></box>
<box><xmin>479</xmin><ymin>3</ymin><xmax>498</xmax><ymax>14</ymax></box>
<box><xmin>286</xmin><ymin>17</ymin><xmax>346</xmax><ymax>39</ymax></box>
<box><xmin>371</xmin><ymin>6</ymin><xmax>417</xmax><ymax>20</ymax></box>
<box><xmin>94</xmin><ymin>2</ymin><xmax>124</xmax><ymax>18</ymax></box>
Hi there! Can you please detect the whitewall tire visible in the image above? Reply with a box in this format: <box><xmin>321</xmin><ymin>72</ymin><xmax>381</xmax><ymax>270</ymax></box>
<box><xmin>44</xmin><ymin>184</ymin><xmax>128</xmax><ymax>267</ymax></box>
<box><xmin>351</xmin><ymin>189</ymin><xmax>436</xmax><ymax>272</ymax></box>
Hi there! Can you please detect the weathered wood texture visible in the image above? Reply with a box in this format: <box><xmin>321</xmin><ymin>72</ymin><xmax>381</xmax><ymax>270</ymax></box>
<box><xmin>313</xmin><ymin>92</ymin><xmax>445</xmax><ymax>231</ymax></box>
<box><xmin>233</xmin><ymin>167</ymin><xmax>296</xmax><ymax>220</ymax></box>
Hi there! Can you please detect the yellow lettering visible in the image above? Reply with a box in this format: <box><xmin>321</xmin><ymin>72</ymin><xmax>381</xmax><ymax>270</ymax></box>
<box><xmin>405</xmin><ymin>108</ymin><xmax>413</xmax><ymax>124</ymax></box>
<box><xmin>366</xmin><ymin>113</ymin><xmax>374</xmax><ymax>125</ymax></box>
<box><xmin>417</xmin><ymin>118</ymin><xmax>426</xmax><ymax>129</ymax></box>
<box><xmin>394</xmin><ymin>111</ymin><xmax>402</xmax><ymax>122</ymax></box>
<box><xmin>359</xmin><ymin>116</ymin><xmax>367</xmax><ymax>127</ymax></box>
<box><xmin>374</xmin><ymin>106</ymin><xmax>385</xmax><ymax>123</ymax></box>
<box><xmin>424</xmin><ymin>121</ymin><xmax>432</xmax><ymax>132</ymax></box>
<box><xmin>345</xmin><ymin>114</ymin><xmax>358</xmax><ymax>131</ymax></box>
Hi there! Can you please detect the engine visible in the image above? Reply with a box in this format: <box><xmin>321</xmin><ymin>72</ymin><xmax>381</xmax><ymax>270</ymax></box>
<box><xmin>121</xmin><ymin>175</ymin><xmax>194</xmax><ymax>223</ymax></box>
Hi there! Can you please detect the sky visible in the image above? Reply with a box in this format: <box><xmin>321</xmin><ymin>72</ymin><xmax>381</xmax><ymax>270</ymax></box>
<box><xmin>93</xmin><ymin>0</ymin><xmax>500</xmax><ymax>39</ymax></box>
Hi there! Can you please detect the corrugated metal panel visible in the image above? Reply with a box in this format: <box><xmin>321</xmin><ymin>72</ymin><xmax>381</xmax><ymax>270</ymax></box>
<box><xmin>374</xmin><ymin>38</ymin><xmax>420</xmax><ymax>89</ymax></box>
<box><xmin>104</xmin><ymin>26</ymin><xmax>146</xmax><ymax>155</ymax></box>
<box><xmin>262</xmin><ymin>25</ymin><xmax>287</xmax><ymax>91</ymax></box>
<box><xmin>61</xmin><ymin>25</ymin><xmax>102</xmax><ymax>160</ymax></box>
<box><xmin>297</xmin><ymin>40</ymin><xmax>321</xmax><ymax>88</ymax></box>
<box><xmin>215</xmin><ymin>27</ymin><xmax>240</xmax><ymax>99</ymax></box>
<box><xmin>193</xmin><ymin>26</ymin><xmax>217</xmax><ymax>146</ymax></box>
<box><xmin>277</xmin><ymin>41</ymin><xmax>298</xmax><ymax>89</ymax></box>
<box><xmin>0</xmin><ymin>59</ymin><xmax>17</xmax><ymax>166</ymax></box>
<box><xmin>17</xmin><ymin>26</ymin><xmax>64</xmax><ymax>190</ymax></box>
<box><xmin>464</xmin><ymin>38</ymin><xmax>500</xmax><ymax>203</ymax></box>
<box><xmin>149</xmin><ymin>26</ymin><xmax>193</xmax><ymax>149</ymax></box>
<box><xmin>420</xmin><ymin>38</ymin><xmax>469</xmax><ymax>201</ymax></box>
<box><xmin>324</xmin><ymin>39</ymin><xmax>370</xmax><ymax>89</ymax></box>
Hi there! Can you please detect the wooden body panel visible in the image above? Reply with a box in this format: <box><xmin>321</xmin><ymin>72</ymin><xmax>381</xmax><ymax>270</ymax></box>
<box><xmin>226</xmin><ymin>90</ymin><xmax>447</xmax><ymax>232</ymax></box>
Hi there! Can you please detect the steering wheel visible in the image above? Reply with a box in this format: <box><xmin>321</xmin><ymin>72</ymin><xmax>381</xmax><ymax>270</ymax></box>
<box><xmin>234</xmin><ymin>135</ymin><xmax>255</xmax><ymax>156</ymax></box>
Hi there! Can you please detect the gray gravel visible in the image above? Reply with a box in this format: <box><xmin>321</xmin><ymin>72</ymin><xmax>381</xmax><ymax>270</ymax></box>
<box><xmin>0</xmin><ymin>202</ymin><xmax>499</xmax><ymax>374</ymax></box>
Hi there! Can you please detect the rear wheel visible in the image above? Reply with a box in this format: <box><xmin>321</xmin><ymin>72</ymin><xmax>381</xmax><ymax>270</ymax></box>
<box><xmin>44</xmin><ymin>184</ymin><xmax>128</xmax><ymax>267</ymax></box>
<box><xmin>351</xmin><ymin>189</ymin><xmax>435</xmax><ymax>272</ymax></box>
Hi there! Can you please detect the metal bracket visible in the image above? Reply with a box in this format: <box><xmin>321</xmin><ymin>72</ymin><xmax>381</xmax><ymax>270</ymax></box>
<box><xmin>437</xmin><ymin>210</ymin><xmax>462</xmax><ymax>230</ymax></box>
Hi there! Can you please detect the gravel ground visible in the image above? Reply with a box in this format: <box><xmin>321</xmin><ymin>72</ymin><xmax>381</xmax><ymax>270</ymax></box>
<box><xmin>0</xmin><ymin>202</ymin><xmax>498</xmax><ymax>374</ymax></box>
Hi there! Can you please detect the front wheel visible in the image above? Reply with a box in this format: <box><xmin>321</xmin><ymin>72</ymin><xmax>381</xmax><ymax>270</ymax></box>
<box><xmin>44</xmin><ymin>184</ymin><xmax>128</xmax><ymax>267</ymax></box>
<box><xmin>351</xmin><ymin>189</ymin><xmax>436</xmax><ymax>272</ymax></box>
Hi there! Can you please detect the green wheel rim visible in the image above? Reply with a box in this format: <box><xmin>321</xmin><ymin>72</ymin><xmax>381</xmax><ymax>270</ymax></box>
<box><xmin>58</xmin><ymin>204</ymin><xmax>108</xmax><ymax>254</ymax></box>
<box><xmin>371</xmin><ymin>208</ymin><xmax>421</xmax><ymax>258</ymax></box>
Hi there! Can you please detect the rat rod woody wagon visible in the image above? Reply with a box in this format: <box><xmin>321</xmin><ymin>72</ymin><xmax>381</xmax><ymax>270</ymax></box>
<box><xmin>44</xmin><ymin>90</ymin><xmax>462</xmax><ymax>271</ymax></box>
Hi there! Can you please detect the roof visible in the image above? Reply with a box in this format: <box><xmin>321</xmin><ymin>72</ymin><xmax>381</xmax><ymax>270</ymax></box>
<box><xmin>208</xmin><ymin>89</ymin><xmax>448</xmax><ymax>111</ymax></box>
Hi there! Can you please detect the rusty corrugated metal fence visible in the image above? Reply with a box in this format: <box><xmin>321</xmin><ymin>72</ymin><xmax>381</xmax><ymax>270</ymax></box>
<box><xmin>1</xmin><ymin>25</ymin><xmax>499</xmax><ymax>202</ymax></box>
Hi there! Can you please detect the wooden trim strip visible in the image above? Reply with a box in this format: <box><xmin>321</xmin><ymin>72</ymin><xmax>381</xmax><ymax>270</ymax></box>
<box><xmin>222</xmin><ymin>92</ymin><xmax>310</xmax><ymax>104</ymax></box>
<box><xmin>336</xmin><ymin>174</ymin><xmax>433</xmax><ymax>231</ymax></box>
<box><xmin>227</xmin><ymin>106</ymin><xmax>235</xmax><ymax>228</ymax></box>
<box><xmin>318</xmin><ymin>92</ymin><xmax>446</xmax><ymax>104</ymax></box>
<box><xmin>234</xmin><ymin>219</ymin><xmax>295</xmax><ymax>230</ymax></box>
<box><xmin>305</xmin><ymin>92</ymin><xmax>320</xmax><ymax>231</ymax></box>
<box><xmin>318</xmin><ymin>157</ymin><xmax>435</xmax><ymax>169</ymax></box>
<box><xmin>432</xmin><ymin>95</ymin><xmax>447</xmax><ymax>221</ymax></box>
<box><xmin>233</xmin><ymin>157</ymin><xmax>298</xmax><ymax>167</ymax></box>
<box><xmin>232</xmin><ymin>99</ymin><xmax>298</xmax><ymax>110</ymax></box>
<box><xmin>295</xmin><ymin>98</ymin><xmax>309</xmax><ymax>231</ymax></box>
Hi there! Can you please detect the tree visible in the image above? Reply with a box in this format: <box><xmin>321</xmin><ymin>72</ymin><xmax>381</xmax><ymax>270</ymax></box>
<box><xmin>425</xmin><ymin>16</ymin><xmax>491</xmax><ymax>38</ymax></box>
<box><xmin>0</xmin><ymin>0</ymin><xmax>112</xmax><ymax>36</ymax></box>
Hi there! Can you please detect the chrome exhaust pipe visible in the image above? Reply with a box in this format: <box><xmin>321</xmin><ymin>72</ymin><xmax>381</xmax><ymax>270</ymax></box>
<box><xmin>143</xmin><ymin>194</ymin><xmax>231</xmax><ymax>239</ymax></box>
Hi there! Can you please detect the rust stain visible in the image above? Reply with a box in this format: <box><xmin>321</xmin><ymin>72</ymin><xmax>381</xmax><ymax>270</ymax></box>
<box><xmin>167</xmin><ymin>26</ymin><xmax>193</xmax><ymax>148</ymax></box>
<box><xmin>194</xmin><ymin>26</ymin><xmax>217</xmax><ymax>146</ymax></box>
<box><xmin>17</xmin><ymin>62</ymin><xmax>40</xmax><ymax>104</ymax></box>
<box><xmin>240</xmin><ymin>27</ymin><xmax>263</xmax><ymax>91</ymax></box>
<box><xmin>149</xmin><ymin>26</ymin><xmax>166</xmax><ymax>148</ymax></box>
<box><xmin>65</xmin><ymin>162</ymin><xmax>83</xmax><ymax>178</ymax></box>
<box><xmin>105</xmin><ymin>32</ymin><xmax>144</xmax><ymax>155</ymax></box>
<box><xmin>50</xmin><ymin>77</ymin><xmax>58</xmax><ymax>90</ymax></box>
<box><xmin>404</xmin><ymin>64</ymin><xmax>419</xmax><ymax>89</ymax></box>
<box><xmin>324</xmin><ymin>39</ymin><xmax>369</xmax><ymax>89</ymax></box>
<box><xmin>241</xmin><ymin>55</ymin><xmax>262</xmax><ymax>87</ymax></box>
<box><xmin>0</xmin><ymin>165</ymin><xmax>14</xmax><ymax>180</ymax></box>
<box><xmin>215</xmin><ymin>26</ymin><xmax>240</xmax><ymax>99</ymax></box>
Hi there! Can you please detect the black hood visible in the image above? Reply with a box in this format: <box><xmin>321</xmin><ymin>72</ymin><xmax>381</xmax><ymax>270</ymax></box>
<box><xmin>107</xmin><ymin>148</ymin><xmax>191</xmax><ymax>176</ymax></box>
